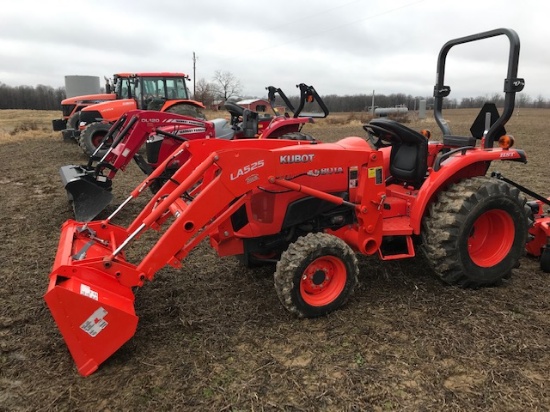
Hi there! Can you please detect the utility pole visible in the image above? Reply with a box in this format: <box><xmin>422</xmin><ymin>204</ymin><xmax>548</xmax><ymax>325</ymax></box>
<box><xmin>371</xmin><ymin>90</ymin><xmax>375</xmax><ymax>116</ymax></box>
<box><xmin>192</xmin><ymin>52</ymin><xmax>197</xmax><ymax>97</ymax></box>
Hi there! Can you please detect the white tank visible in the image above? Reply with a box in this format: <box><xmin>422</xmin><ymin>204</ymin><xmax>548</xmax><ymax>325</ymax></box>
<box><xmin>64</xmin><ymin>75</ymin><xmax>101</xmax><ymax>98</ymax></box>
<box><xmin>374</xmin><ymin>107</ymin><xmax>409</xmax><ymax>117</ymax></box>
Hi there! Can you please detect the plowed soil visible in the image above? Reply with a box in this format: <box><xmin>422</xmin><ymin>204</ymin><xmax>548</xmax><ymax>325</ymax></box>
<box><xmin>1</xmin><ymin>109</ymin><xmax>549</xmax><ymax>411</ymax></box>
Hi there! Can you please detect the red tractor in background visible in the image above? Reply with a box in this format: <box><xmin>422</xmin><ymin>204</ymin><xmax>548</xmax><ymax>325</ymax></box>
<box><xmin>60</xmin><ymin>83</ymin><xmax>329</xmax><ymax>221</ymax></box>
<box><xmin>52</xmin><ymin>72</ymin><xmax>205</xmax><ymax>156</ymax></box>
<box><xmin>45</xmin><ymin>28</ymin><xmax>534</xmax><ymax>377</ymax></box>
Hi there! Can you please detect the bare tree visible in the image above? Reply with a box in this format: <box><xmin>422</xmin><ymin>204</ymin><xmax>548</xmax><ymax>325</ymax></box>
<box><xmin>0</xmin><ymin>82</ymin><xmax>65</xmax><ymax>110</ymax></box>
<box><xmin>517</xmin><ymin>93</ymin><xmax>532</xmax><ymax>108</ymax></box>
<box><xmin>534</xmin><ymin>94</ymin><xmax>547</xmax><ymax>108</ymax></box>
<box><xmin>211</xmin><ymin>70</ymin><xmax>242</xmax><ymax>102</ymax></box>
<box><xmin>194</xmin><ymin>78</ymin><xmax>215</xmax><ymax>107</ymax></box>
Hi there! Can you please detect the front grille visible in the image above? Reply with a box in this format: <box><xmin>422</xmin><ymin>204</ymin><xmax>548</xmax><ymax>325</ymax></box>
<box><xmin>62</xmin><ymin>104</ymin><xmax>76</xmax><ymax>117</ymax></box>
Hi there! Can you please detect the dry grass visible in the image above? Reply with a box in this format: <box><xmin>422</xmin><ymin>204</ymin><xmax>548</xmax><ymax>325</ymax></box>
<box><xmin>0</xmin><ymin>110</ymin><xmax>58</xmax><ymax>142</ymax></box>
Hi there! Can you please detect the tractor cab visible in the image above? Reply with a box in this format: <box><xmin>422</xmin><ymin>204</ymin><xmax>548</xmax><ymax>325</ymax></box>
<box><xmin>106</xmin><ymin>75</ymin><xmax>132</xmax><ymax>100</ymax></box>
<box><xmin>102</xmin><ymin>73</ymin><xmax>193</xmax><ymax>112</ymax></box>
<box><xmin>132</xmin><ymin>75</ymin><xmax>191</xmax><ymax>110</ymax></box>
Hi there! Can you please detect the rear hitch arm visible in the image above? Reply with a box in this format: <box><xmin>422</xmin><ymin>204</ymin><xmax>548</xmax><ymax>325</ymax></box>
<box><xmin>491</xmin><ymin>172</ymin><xmax>550</xmax><ymax>207</ymax></box>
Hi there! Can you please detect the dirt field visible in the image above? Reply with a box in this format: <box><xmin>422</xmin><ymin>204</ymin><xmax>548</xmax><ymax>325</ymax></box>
<box><xmin>1</xmin><ymin>108</ymin><xmax>549</xmax><ymax>411</ymax></box>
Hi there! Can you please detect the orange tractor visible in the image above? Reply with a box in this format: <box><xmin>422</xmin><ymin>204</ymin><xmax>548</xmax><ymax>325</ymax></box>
<box><xmin>52</xmin><ymin>72</ymin><xmax>205</xmax><ymax>156</ymax></box>
<box><xmin>45</xmin><ymin>28</ymin><xmax>531</xmax><ymax>376</ymax></box>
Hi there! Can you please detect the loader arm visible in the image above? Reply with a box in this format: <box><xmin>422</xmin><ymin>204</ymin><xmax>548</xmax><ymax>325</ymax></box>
<box><xmin>99</xmin><ymin>109</ymin><xmax>214</xmax><ymax>177</ymax></box>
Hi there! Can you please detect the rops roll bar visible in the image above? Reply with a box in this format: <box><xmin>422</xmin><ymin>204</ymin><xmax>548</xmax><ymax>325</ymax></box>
<box><xmin>433</xmin><ymin>28</ymin><xmax>525</xmax><ymax>142</ymax></box>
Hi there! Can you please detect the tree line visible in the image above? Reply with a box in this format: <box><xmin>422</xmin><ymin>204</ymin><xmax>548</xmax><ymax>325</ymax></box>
<box><xmin>0</xmin><ymin>83</ymin><xmax>65</xmax><ymax>110</ymax></box>
<box><xmin>1</xmin><ymin>80</ymin><xmax>550</xmax><ymax>111</ymax></box>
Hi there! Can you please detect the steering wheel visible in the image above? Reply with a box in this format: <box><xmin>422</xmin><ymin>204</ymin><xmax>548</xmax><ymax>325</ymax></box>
<box><xmin>363</xmin><ymin>123</ymin><xmax>401</xmax><ymax>148</ymax></box>
<box><xmin>144</xmin><ymin>94</ymin><xmax>155</xmax><ymax>105</ymax></box>
<box><xmin>224</xmin><ymin>101</ymin><xmax>244</xmax><ymax>126</ymax></box>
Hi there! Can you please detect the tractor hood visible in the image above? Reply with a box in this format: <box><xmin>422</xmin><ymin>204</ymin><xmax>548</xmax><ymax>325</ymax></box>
<box><xmin>79</xmin><ymin>99</ymin><xmax>138</xmax><ymax>124</ymax></box>
<box><xmin>61</xmin><ymin>93</ymin><xmax>117</xmax><ymax>105</ymax></box>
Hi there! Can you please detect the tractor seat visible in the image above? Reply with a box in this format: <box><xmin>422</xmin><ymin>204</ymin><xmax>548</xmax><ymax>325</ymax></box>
<box><xmin>240</xmin><ymin>109</ymin><xmax>259</xmax><ymax>138</ymax></box>
<box><xmin>367</xmin><ymin>118</ymin><xmax>429</xmax><ymax>186</ymax></box>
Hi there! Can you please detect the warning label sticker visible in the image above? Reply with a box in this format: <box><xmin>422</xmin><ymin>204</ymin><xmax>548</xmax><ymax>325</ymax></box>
<box><xmin>80</xmin><ymin>307</ymin><xmax>108</xmax><ymax>337</ymax></box>
<box><xmin>368</xmin><ymin>167</ymin><xmax>383</xmax><ymax>184</ymax></box>
<box><xmin>80</xmin><ymin>284</ymin><xmax>98</xmax><ymax>301</ymax></box>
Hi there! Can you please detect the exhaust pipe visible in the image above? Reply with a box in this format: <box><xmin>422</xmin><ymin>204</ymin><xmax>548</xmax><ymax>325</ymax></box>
<box><xmin>60</xmin><ymin>165</ymin><xmax>113</xmax><ymax>222</ymax></box>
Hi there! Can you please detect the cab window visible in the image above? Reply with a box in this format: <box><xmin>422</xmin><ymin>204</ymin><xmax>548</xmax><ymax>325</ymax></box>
<box><xmin>166</xmin><ymin>78</ymin><xmax>189</xmax><ymax>99</ymax></box>
<box><xmin>116</xmin><ymin>78</ymin><xmax>132</xmax><ymax>99</ymax></box>
<box><xmin>142</xmin><ymin>78</ymin><xmax>167</xmax><ymax>99</ymax></box>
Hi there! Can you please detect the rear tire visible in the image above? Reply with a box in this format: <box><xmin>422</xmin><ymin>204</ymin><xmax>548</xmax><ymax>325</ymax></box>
<box><xmin>165</xmin><ymin>104</ymin><xmax>206</xmax><ymax>120</ymax></box>
<box><xmin>79</xmin><ymin>122</ymin><xmax>112</xmax><ymax>157</ymax></box>
<box><xmin>421</xmin><ymin>176</ymin><xmax>528</xmax><ymax>287</ymax></box>
<box><xmin>274</xmin><ymin>233</ymin><xmax>358</xmax><ymax>318</ymax></box>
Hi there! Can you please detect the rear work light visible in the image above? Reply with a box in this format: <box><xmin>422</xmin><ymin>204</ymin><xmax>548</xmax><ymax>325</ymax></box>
<box><xmin>498</xmin><ymin>135</ymin><xmax>515</xmax><ymax>149</ymax></box>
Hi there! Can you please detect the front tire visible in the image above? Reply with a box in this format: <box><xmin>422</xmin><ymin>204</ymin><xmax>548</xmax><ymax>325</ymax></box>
<box><xmin>79</xmin><ymin>122</ymin><xmax>112</xmax><ymax>157</ymax></box>
<box><xmin>66</xmin><ymin>112</ymin><xmax>80</xmax><ymax>130</ymax></box>
<box><xmin>274</xmin><ymin>233</ymin><xmax>358</xmax><ymax>318</ymax></box>
<box><xmin>421</xmin><ymin>176</ymin><xmax>528</xmax><ymax>287</ymax></box>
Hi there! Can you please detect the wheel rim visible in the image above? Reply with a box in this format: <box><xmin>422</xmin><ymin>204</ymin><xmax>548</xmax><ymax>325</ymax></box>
<box><xmin>468</xmin><ymin>209</ymin><xmax>515</xmax><ymax>267</ymax></box>
<box><xmin>299</xmin><ymin>256</ymin><xmax>347</xmax><ymax>306</ymax></box>
<box><xmin>92</xmin><ymin>131</ymin><xmax>111</xmax><ymax>149</ymax></box>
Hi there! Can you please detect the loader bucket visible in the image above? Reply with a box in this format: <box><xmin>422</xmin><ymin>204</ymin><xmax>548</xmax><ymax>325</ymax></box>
<box><xmin>44</xmin><ymin>220</ymin><xmax>138</xmax><ymax>376</ymax></box>
<box><xmin>60</xmin><ymin>165</ymin><xmax>113</xmax><ymax>222</ymax></box>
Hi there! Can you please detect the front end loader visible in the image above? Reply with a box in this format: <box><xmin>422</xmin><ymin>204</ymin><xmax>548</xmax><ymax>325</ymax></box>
<box><xmin>46</xmin><ymin>28</ymin><xmax>530</xmax><ymax>376</ymax></box>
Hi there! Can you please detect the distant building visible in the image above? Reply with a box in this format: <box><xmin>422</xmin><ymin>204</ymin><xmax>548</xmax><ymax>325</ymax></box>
<box><xmin>236</xmin><ymin>99</ymin><xmax>270</xmax><ymax>113</ymax></box>
<box><xmin>211</xmin><ymin>100</ymin><xmax>224</xmax><ymax>111</ymax></box>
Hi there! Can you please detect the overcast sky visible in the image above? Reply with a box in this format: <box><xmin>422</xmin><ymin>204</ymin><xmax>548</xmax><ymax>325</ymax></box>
<box><xmin>1</xmin><ymin>0</ymin><xmax>548</xmax><ymax>100</ymax></box>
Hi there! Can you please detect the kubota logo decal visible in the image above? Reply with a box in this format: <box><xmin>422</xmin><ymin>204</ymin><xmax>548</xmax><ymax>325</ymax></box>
<box><xmin>280</xmin><ymin>154</ymin><xmax>315</xmax><ymax>164</ymax></box>
<box><xmin>230</xmin><ymin>160</ymin><xmax>265</xmax><ymax>181</ymax></box>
